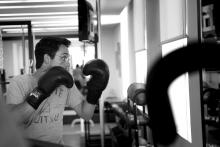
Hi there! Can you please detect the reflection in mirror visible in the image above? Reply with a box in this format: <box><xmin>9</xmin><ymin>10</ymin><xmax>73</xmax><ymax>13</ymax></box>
<box><xmin>201</xmin><ymin>0</ymin><xmax>220</xmax><ymax>146</ymax></box>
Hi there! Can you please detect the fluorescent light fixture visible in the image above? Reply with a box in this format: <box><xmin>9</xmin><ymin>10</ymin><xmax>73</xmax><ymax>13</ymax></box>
<box><xmin>33</xmin><ymin>23</ymin><xmax>78</xmax><ymax>27</ymax></box>
<box><xmin>0</xmin><ymin>4</ymin><xmax>77</xmax><ymax>9</ymax></box>
<box><xmin>3</xmin><ymin>26</ymin><xmax>78</xmax><ymax>33</ymax></box>
<box><xmin>0</xmin><ymin>12</ymin><xmax>77</xmax><ymax>17</ymax></box>
<box><xmin>0</xmin><ymin>25</ymin><xmax>28</xmax><ymax>29</ymax></box>
<box><xmin>3</xmin><ymin>27</ymin><xmax>77</xmax><ymax>31</ymax></box>
<box><xmin>32</xmin><ymin>20</ymin><xmax>78</xmax><ymax>25</ymax></box>
<box><xmin>0</xmin><ymin>15</ymin><xmax>122</xmax><ymax>28</ymax></box>
<box><xmin>0</xmin><ymin>0</ymin><xmax>76</xmax><ymax>3</ymax></box>
<box><xmin>0</xmin><ymin>22</ymin><xmax>78</xmax><ymax>30</ymax></box>
<box><xmin>0</xmin><ymin>24</ymin><xmax>78</xmax><ymax>29</ymax></box>
<box><xmin>0</xmin><ymin>15</ymin><xmax>77</xmax><ymax>20</ymax></box>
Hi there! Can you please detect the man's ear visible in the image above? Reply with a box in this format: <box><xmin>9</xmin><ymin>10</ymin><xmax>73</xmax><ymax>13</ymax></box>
<box><xmin>43</xmin><ymin>54</ymin><xmax>51</xmax><ymax>66</ymax></box>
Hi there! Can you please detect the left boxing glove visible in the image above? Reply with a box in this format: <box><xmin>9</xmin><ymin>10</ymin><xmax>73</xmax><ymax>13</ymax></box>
<box><xmin>83</xmin><ymin>59</ymin><xmax>109</xmax><ymax>105</ymax></box>
<box><xmin>26</xmin><ymin>66</ymin><xmax>73</xmax><ymax>109</ymax></box>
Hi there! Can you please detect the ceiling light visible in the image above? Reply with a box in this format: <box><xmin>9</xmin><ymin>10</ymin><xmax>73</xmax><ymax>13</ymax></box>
<box><xmin>32</xmin><ymin>20</ymin><xmax>78</xmax><ymax>25</ymax></box>
<box><xmin>0</xmin><ymin>0</ymin><xmax>76</xmax><ymax>4</ymax></box>
<box><xmin>3</xmin><ymin>26</ymin><xmax>78</xmax><ymax>33</ymax></box>
<box><xmin>33</xmin><ymin>23</ymin><xmax>78</xmax><ymax>27</ymax></box>
<box><xmin>0</xmin><ymin>4</ymin><xmax>77</xmax><ymax>9</ymax></box>
<box><xmin>0</xmin><ymin>12</ymin><xmax>77</xmax><ymax>17</ymax></box>
<box><xmin>0</xmin><ymin>15</ymin><xmax>77</xmax><ymax>20</ymax></box>
<box><xmin>0</xmin><ymin>24</ymin><xmax>78</xmax><ymax>29</ymax></box>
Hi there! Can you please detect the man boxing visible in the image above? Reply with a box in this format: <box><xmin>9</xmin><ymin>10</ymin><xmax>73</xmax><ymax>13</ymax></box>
<box><xmin>6</xmin><ymin>37</ymin><xmax>109</xmax><ymax>145</ymax></box>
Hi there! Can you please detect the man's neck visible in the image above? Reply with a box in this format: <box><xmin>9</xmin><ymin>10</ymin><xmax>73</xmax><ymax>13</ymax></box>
<box><xmin>32</xmin><ymin>67</ymin><xmax>48</xmax><ymax>81</ymax></box>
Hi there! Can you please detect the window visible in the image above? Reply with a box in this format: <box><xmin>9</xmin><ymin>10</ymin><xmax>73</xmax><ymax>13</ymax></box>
<box><xmin>68</xmin><ymin>38</ymin><xmax>95</xmax><ymax>69</ymax></box>
<box><xmin>135</xmin><ymin>49</ymin><xmax>147</xmax><ymax>83</ymax></box>
<box><xmin>162</xmin><ymin>38</ymin><xmax>192</xmax><ymax>143</ymax></box>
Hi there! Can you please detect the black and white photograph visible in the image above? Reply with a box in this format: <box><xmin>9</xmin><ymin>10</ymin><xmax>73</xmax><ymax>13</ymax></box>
<box><xmin>0</xmin><ymin>0</ymin><xmax>219</xmax><ymax>147</ymax></box>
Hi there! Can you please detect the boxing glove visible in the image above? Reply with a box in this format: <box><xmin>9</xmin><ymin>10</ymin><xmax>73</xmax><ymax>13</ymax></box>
<box><xmin>127</xmin><ymin>83</ymin><xmax>146</xmax><ymax>105</ymax></box>
<box><xmin>26</xmin><ymin>66</ymin><xmax>74</xmax><ymax>109</ymax></box>
<box><xmin>83</xmin><ymin>59</ymin><xmax>109</xmax><ymax>105</ymax></box>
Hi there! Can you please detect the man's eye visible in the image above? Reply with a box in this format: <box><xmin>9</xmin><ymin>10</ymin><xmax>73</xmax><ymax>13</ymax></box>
<box><xmin>60</xmin><ymin>56</ymin><xmax>69</xmax><ymax>62</ymax></box>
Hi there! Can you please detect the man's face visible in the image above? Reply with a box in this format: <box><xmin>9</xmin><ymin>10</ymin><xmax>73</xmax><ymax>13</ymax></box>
<box><xmin>49</xmin><ymin>44</ymin><xmax>70</xmax><ymax>70</ymax></box>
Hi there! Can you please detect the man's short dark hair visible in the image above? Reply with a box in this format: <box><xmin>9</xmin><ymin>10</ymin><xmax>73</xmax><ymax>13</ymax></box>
<box><xmin>35</xmin><ymin>37</ymin><xmax>71</xmax><ymax>69</ymax></box>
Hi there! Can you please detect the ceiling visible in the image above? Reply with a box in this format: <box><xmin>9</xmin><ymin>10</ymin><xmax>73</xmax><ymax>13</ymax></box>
<box><xmin>0</xmin><ymin>0</ymin><xmax>130</xmax><ymax>37</ymax></box>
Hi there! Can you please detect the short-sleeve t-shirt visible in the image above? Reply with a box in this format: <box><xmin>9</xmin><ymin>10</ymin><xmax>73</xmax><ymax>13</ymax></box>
<box><xmin>6</xmin><ymin>74</ymin><xmax>84</xmax><ymax>144</ymax></box>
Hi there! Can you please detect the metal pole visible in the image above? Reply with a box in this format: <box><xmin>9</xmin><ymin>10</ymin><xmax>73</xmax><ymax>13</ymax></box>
<box><xmin>27</xmin><ymin>22</ymin><xmax>34</xmax><ymax>73</ymax></box>
<box><xmin>96</xmin><ymin>0</ymin><xmax>101</xmax><ymax>58</ymax></box>
<box><xmin>95</xmin><ymin>0</ymin><xmax>105</xmax><ymax>147</ymax></box>
<box><xmin>21</xmin><ymin>25</ymin><xmax>25</xmax><ymax>74</ymax></box>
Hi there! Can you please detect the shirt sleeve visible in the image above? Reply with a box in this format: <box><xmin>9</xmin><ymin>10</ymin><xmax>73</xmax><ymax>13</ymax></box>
<box><xmin>66</xmin><ymin>84</ymin><xmax>85</xmax><ymax>108</ymax></box>
<box><xmin>6</xmin><ymin>78</ymin><xmax>25</xmax><ymax>105</ymax></box>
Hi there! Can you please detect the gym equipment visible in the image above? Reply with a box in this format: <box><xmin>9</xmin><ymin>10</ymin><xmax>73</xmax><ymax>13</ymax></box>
<box><xmin>127</xmin><ymin>83</ymin><xmax>146</xmax><ymax>106</ymax></box>
<box><xmin>202</xmin><ymin>88</ymin><xmax>220</xmax><ymax>127</ymax></box>
<box><xmin>127</xmin><ymin>83</ymin><xmax>151</xmax><ymax>147</ymax></box>
<box><xmin>145</xmin><ymin>42</ymin><xmax>220</xmax><ymax>145</ymax></box>
<box><xmin>83</xmin><ymin>104</ymin><xmax>113</xmax><ymax>147</ymax></box>
<box><xmin>113</xmin><ymin>102</ymin><xmax>150</xmax><ymax>146</ymax></box>
<box><xmin>84</xmin><ymin>105</ymin><xmax>100</xmax><ymax>147</ymax></box>
<box><xmin>107</xmin><ymin>82</ymin><xmax>151</xmax><ymax>147</ymax></box>
<box><xmin>0</xmin><ymin>21</ymin><xmax>34</xmax><ymax>73</ymax></box>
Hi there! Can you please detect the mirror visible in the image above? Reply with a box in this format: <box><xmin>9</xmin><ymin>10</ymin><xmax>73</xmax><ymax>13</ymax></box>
<box><xmin>201</xmin><ymin>0</ymin><xmax>220</xmax><ymax>146</ymax></box>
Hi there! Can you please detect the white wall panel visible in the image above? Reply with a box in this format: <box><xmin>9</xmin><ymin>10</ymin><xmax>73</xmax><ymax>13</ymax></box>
<box><xmin>160</xmin><ymin>0</ymin><xmax>186</xmax><ymax>42</ymax></box>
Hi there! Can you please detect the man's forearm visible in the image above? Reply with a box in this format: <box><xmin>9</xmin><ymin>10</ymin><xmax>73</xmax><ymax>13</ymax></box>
<box><xmin>8</xmin><ymin>102</ymin><xmax>35</xmax><ymax>125</ymax></box>
<box><xmin>79</xmin><ymin>100</ymin><xmax>96</xmax><ymax>120</ymax></box>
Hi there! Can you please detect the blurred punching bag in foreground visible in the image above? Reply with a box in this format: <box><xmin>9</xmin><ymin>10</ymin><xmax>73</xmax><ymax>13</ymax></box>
<box><xmin>145</xmin><ymin>42</ymin><xmax>220</xmax><ymax>145</ymax></box>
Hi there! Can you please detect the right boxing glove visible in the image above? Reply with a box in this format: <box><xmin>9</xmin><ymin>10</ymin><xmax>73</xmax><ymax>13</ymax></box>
<box><xmin>83</xmin><ymin>59</ymin><xmax>109</xmax><ymax>105</ymax></box>
<box><xmin>26</xmin><ymin>66</ymin><xmax>74</xmax><ymax>109</ymax></box>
